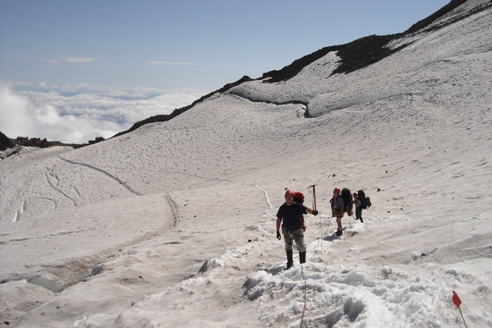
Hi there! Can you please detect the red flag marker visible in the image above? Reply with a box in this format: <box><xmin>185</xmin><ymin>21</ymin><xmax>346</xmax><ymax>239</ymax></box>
<box><xmin>452</xmin><ymin>290</ymin><xmax>462</xmax><ymax>308</ymax></box>
<box><xmin>452</xmin><ymin>291</ymin><xmax>467</xmax><ymax>328</ymax></box>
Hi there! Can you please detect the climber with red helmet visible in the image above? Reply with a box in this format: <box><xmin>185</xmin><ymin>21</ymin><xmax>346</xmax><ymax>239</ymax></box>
<box><xmin>276</xmin><ymin>189</ymin><xmax>318</xmax><ymax>270</ymax></box>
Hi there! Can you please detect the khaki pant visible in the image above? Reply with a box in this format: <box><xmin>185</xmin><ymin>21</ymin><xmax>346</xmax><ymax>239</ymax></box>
<box><xmin>282</xmin><ymin>227</ymin><xmax>306</xmax><ymax>252</ymax></box>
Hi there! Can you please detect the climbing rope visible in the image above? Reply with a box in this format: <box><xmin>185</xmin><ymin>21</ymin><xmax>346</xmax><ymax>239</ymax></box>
<box><xmin>299</xmin><ymin>214</ymin><xmax>334</xmax><ymax>327</ymax></box>
<box><xmin>300</xmin><ymin>264</ymin><xmax>307</xmax><ymax>327</ymax></box>
<box><xmin>307</xmin><ymin>213</ymin><xmax>333</xmax><ymax>253</ymax></box>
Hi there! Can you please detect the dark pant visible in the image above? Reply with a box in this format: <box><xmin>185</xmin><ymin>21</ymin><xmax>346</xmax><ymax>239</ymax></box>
<box><xmin>356</xmin><ymin>207</ymin><xmax>363</xmax><ymax>220</ymax></box>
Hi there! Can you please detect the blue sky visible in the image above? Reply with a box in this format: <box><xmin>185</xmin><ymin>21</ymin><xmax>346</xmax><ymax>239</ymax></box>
<box><xmin>1</xmin><ymin>0</ymin><xmax>450</xmax><ymax>91</ymax></box>
<box><xmin>0</xmin><ymin>0</ymin><xmax>450</xmax><ymax>143</ymax></box>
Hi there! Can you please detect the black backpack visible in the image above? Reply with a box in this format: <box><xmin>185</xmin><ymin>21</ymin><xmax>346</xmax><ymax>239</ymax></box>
<box><xmin>357</xmin><ymin>190</ymin><xmax>370</xmax><ymax>209</ymax></box>
<box><xmin>341</xmin><ymin>188</ymin><xmax>353</xmax><ymax>214</ymax></box>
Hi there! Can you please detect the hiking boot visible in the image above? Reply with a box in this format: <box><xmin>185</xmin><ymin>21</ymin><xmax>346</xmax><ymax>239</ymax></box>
<box><xmin>360</xmin><ymin>218</ymin><xmax>364</xmax><ymax>223</ymax></box>
<box><xmin>299</xmin><ymin>252</ymin><xmax>306</xmax><ymax>264</ymax></box>
<box><xmin>336</xmin><ymin>229</ymin><xmax>343</xmax><ymax>236</ymax></box>
<box><xmin>286</xmin><ymin>249</ymin><xmax>293</xmax><ymax>269</ymax></box>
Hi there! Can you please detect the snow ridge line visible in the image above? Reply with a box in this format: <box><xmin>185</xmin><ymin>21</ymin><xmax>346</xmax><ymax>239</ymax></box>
<box><xmin>251</xmin><ymin>183</ymin><xmax>277</xmax><ymax>238</ymax></box>
<box><xmin>1</xmin><ymin>227</ymin><xmax>97</xmax><ymax>244</ymax></box>
<box><xmin>252</xmin><ymin>183</ymin><xmax>273</xmax><ymax>210</ymax></box>
<box><xmin>45</xmin><ymin>170</ymin><xmax>77</xmax><ymax>207</ymax></box>
<box><xmin>228</xmin><ymin>88</ymin><xmax>420</xmax><ymax>118</ymax></box>
<box><xmin>58</xmin><ymin>157</ymin><xmax>143</xmax><ymax>196</ymax></box>
<box><xmin>166</xmin><ymin>194</ymin><xmax>179</xmax><ymax>227</ymax></box>
<box><xmin>228</xmin><ymin>91</ymin><xmax>309</xmax><ymax>109</ymax></box>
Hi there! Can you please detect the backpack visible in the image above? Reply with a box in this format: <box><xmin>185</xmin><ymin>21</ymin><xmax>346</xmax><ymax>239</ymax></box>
<box><xmin>357</xmin><ymin>190</ymin><xmax>371</xmax><ymax>209</ymax></box>
<box><xmin>341</xmin><ymin>188</ymin><xmax>353</xmax><ymax>215</ymax></box>
<box><xmin>293</xmin><ymin>191</ymin><xmax>305</xmax><ymax>204</ymax></box>
<box><xmin>292</xmin><ymin>191</ymin><xmax>306</xmax><ymax>231</ymax></box>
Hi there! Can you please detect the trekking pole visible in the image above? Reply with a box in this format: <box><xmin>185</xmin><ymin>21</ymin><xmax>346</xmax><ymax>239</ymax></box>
<box><xmin>308</xmin><ymin>185</ymin><xmax>317</xmax><ymax>210</ymax></box>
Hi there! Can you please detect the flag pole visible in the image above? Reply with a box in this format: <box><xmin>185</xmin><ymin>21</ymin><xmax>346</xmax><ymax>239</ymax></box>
<box><xmin>458</xmin><ymin>307</ymin><xmax>468</xmax><ymax>328</ymax></box>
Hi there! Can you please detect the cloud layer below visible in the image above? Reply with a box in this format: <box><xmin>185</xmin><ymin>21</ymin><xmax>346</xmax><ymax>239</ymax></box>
<box><xmin>0</xmin><ymin>81</ymin><xmax>204</xmax><ymax>144</ymax></box>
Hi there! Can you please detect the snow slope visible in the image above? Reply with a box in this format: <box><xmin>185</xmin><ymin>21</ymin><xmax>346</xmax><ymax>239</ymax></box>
<box><xmin>1</xmin><ymin>1</ymin><xmax>491</xmax><ymax>327</ymax></box>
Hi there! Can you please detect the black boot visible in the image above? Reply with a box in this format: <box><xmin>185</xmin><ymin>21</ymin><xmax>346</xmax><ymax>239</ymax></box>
<box><xmin>299</xmin><ymin>252</ymin><xmax>306</xmax><ymax>264</ymax></box>
<box><xmin>286</xmin><ymin>249</ymin><xmax>293</xmax><ymax>270</ymax></box>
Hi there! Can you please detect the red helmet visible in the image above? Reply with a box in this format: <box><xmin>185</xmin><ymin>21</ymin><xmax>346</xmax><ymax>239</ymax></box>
<box><xmin>333</xmin><ymin>188</ymin><xmax>340</xmax><ymax>194</ymax></box>
<box><xmin>285</xmin><ymin>189</ymin><xmax>294</xmax><ymax>197</ymax></box>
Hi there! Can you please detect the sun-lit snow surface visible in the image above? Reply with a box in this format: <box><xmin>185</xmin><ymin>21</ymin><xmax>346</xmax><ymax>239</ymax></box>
<box><xmin>1</xmin><ymin>1</ymin><xmax>492</xmax><ymax>327</ymax></box>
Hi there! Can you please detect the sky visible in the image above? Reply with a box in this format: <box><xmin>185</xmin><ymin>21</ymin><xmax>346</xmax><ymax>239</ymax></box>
<box><xmin>0</xmin><ymin>0</ymin><xmax>450</xmax><ymax>143</ymax></box>
<box><xmin>1</xmin><ymin>1</ymin><xmax>491</xmax><ymax>324</ymax></box>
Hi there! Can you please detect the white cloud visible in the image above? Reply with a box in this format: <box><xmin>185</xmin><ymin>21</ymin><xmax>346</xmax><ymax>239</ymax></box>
<box><xmin>0</xmin><ymin>82</ymin><xmax>204</xmax><ymax>144</ymax></box>
<box><xmin>39</xmin><ymin>56</ymin><xmax>98</xmax><ymax>64</ymax></box>
<box><xmin>145</xmin><ymin>61</ymin><xmax>196</xmax><ymax>66</ymax></box>
<box><xmin>0</xmin><ymin>83</ymin><xmax>35</xmax><ymax>138</ymax></box>
<box><xmin>7</xmin><ymin>55</ymin><xmax>98</xmax><ymax>64</ymax></box>
<box><xmin>59</xmin><ymin>56</ymin><xmax>98</xmax><ymax>63</ymax></box>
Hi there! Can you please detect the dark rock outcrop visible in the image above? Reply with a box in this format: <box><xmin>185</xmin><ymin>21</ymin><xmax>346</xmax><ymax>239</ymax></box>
<box><xmin>261</xmin><ymin>45</ymin><xmax>343</xmax><ymax>83</ymax></box>
<box><xmin>0</xmin><ymin>132</ymin><xmax>81</xmax><ymax>153</ymax></box>
<box><xmin>0</xmin><ymin>131</ymin><xmax>14</xmax><ymax>151</ymax></box>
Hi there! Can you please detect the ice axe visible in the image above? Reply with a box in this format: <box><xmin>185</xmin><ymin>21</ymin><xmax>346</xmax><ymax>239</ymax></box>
<box><xmin>308</xmin><ymin>184</ymin><xmax>317</xmax><ymax>211</ymax></box>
